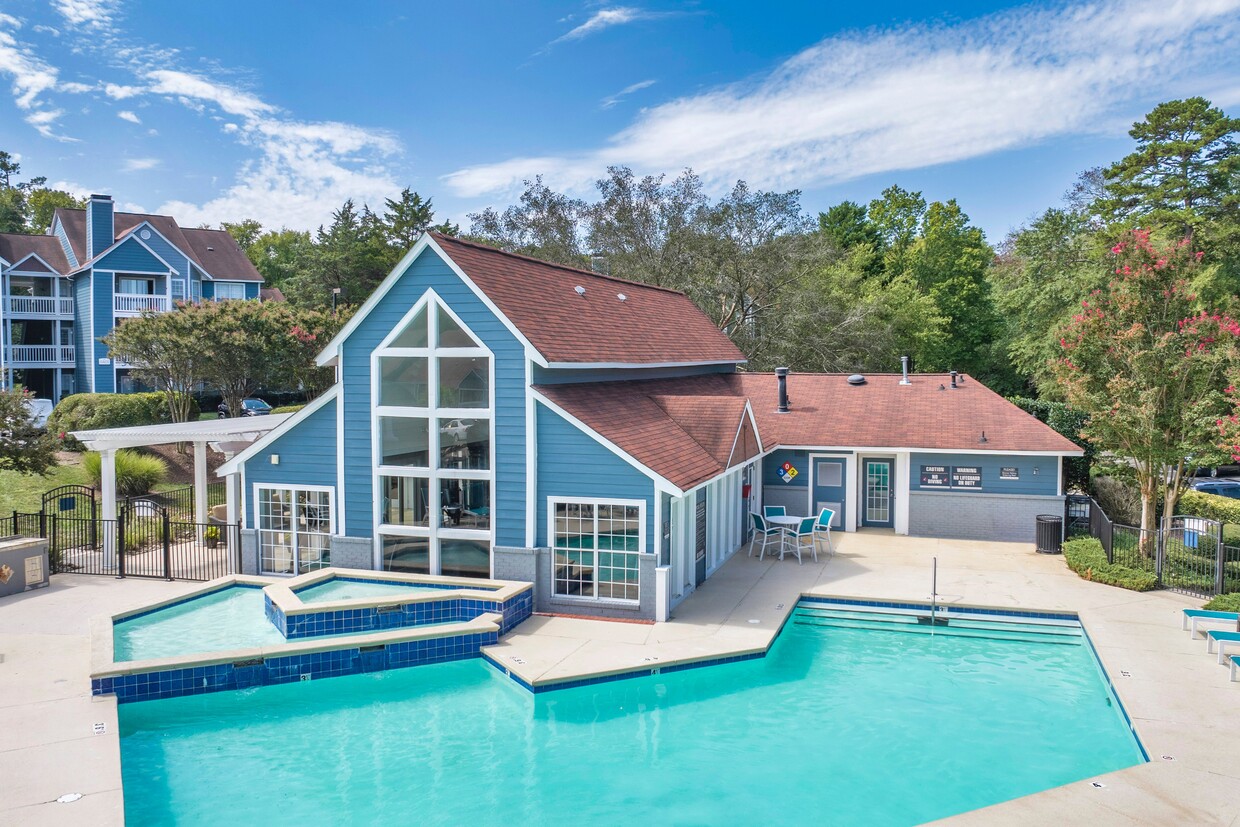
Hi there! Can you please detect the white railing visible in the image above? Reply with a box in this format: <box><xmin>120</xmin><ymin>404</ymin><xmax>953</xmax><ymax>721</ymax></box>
<box><xmin>8</xmin><ymin>345</ymin><xmax>75</xmax><ymax>364</ymax></box>
<box><xmin>6</xmin><ymin>296</ymin><xmax>74</xmax><ymax>315</ymax></box>
<box><xmin>114</xmin><ymin>293</ymin><xmax>169</xmax><ymax>313</ymax></box>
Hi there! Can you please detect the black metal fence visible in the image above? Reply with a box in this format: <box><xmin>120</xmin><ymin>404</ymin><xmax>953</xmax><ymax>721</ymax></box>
<box><xmin>1064</xmin><ymin>495</ymin><xmax>1239</xmax><ymax>598</ymax></box>
<box><xmin>10</xmin><ymin>505</ymin><xmax>240</xmax><ymax>581</ymax></box>
<box><xmin>123</xmin><ymin>481</ymin><xmax>226</xmax><ymax>521</ymax></box>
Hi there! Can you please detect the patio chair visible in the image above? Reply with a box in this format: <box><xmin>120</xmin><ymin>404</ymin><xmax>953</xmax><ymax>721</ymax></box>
<box><xmin>781</xmin><ymin>515</ymin><xmax>819</xmax><ymax>565</ymax></box>
<box><xmin>749</xmin><ymin>512</ymin><xmax>785</xmax><ymax>561</ymax></box>
<box><xmin>814</xmin><ymin>508</ymin><xmax>836</xmax><ymax>557</ymax></box>
<box><xmin>763</xmin><ymin>505</ymin><xmax>786</xmax><ymax>519</ymax></box>
<box><xmin>1182</xmin><ymin>608</ymin><xmax>1240</xmax><ymax>637</ymax></box>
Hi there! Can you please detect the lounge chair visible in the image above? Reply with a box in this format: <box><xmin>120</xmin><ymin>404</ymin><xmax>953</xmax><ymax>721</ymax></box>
<box><xmin>814</xmin><ymin>508</ymin><xmax>836</xmax><ymax>557</ymax></box>
<box><xmin>1182</xmin><ymin>609</ymin><xmax>1240</xmax><ymax>637</ymax></box>
<box><xmin>1231</xmin><ymin>654</ymin><xmax>1240</xmax><ymax>683</ymax></box>
<box><xmin>749</xmin><ymin>512</ymin><xmax>784</xmax><ymax>561</ymax></box>
<box><xmin>763</xmin><ymin>505</ymin><xmax>786</xmax><ymax>520</ymax></box>
<box><xmin>781</xmin><ymin>515</ymin><xmax>818</xmax><ymax>565</ymax></box>
<box><xmin>1206</xmin><ymin>629</ymin><xmax>1240</xmax><ymax>664</ymax></box>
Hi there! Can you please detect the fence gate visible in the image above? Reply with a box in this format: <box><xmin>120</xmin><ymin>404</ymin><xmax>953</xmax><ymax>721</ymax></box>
<box><xmin>1160</xmin><ymin>515</ymin><xmax>1226</xmax><ymax>598</ymax></box>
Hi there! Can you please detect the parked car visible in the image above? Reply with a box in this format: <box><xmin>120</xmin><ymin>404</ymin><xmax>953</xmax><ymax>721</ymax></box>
<box><xmin>1190</xmin><ymin>480</ymin><xmax>1240</xmax><ymax>499</ymax></box>
<box><xmin>439</xmin><ymin>418</ymin><xmax>474</xmax><ymax>442</ymax></box>
<box><xmin>217</xmin><ymin>398</ymin><xmax>273</xmax><ymax>418</ymax></box>
<box><xmin>23</xmin><ymin>397</ymin><xmax>53</xmax><ymax>429</ymax></box>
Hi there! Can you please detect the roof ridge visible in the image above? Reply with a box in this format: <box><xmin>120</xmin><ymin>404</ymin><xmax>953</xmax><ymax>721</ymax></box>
<box><xmin>0</xmin><ymin>231</ymin><xmax>58</xmax><ymax>241</ymax></box>
<box><xmin>430</xmin><ymin>232</ymin><xmax>689</xmax><ymax>297</ymax></box>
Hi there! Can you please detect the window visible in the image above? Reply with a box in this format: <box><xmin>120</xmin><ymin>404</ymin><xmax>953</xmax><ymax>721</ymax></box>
<box><xmin>257</xmin><ymin>486</ymin><xmax>333</xmax><ymax>575</ymax></box>
<box><xmin>374</xmin><ymin>295</ymin><xmax>493</xmax><ymax>578</ymax></box>
<box><xmin>551</xmin><ymin>500</ymin><xmax>643</xmax><ymax>602</ymax></box>
<box><xmin>214</xmin><ymin>282</ymin><xmax>246</xmax><ymax>301</ymax></box>
<box><xmin>171</xmin><ymin>279</ymin><xmax>186</xmax><ymax>301</ymax></box>
<box><xmin>118</xmin><ymin>277</ymin><xmax>154</xmax><ymax>295</ymax></box>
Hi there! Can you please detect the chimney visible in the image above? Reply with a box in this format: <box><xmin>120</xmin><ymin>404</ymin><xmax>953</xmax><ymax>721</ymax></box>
<box><xmin>87</xmin><ymin>194</ymin><xmax>114</xmax><ymax>259</ymax></box>
<box><xmin>899</xmin><ymin>355</ymin><xmax>911</xmax><ymax>385</ymax></box>
<box><xmin>775</xmin><ymin>367</ymin><xmax>790</xmax><ymax>413</ymax></box>
<box><xmin>949</xmin><ymin>370</ymin><xmax>958</xmax><ymax>389</ymax></box>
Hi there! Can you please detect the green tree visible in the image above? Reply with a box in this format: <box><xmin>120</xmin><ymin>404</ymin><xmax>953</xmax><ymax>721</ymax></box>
<box><xmin>467</xmin><ymin>176</ymin><xmax>587</xmax><ymax>266</ymax></box>
<box><xmin>26</xmin><ymin>188</ymin><xmax>84</xmax><ymax>231</ymax></box>
<box><xmin>102</xmin><ymin>309</ymin><xmax>210</xmax><ymax>423</ymax></box>
<box><xmin>1054</xmin><ymin>229</ymin><xmax>1239</xmax><ymax>540</ymax></box>
<box><xmin>1096</xmin><ymin>98</ymin><xmax>1239</xmax><ymax>237</ymax></box>
<box><xmin>382</xmin><ymin>188</ymin><xmax>458</xmax><ymax>249</ymax></box>
<box><xmin>0</xmin><ymin>388</ymin><xmax>57</xmax><ymax>474</ymax></box>
<box><xmin>285</xmin><ymin>200</ymin><xmax>395</xmax><ymax>307</ymax></box>
<box><xmin>196</xmin><ymin>300</ymin><xmax>285</xmax><ymax>420</ymax></box>
<box><xmin>868</xmin><ymin>185</ymin><xmax>926</xmax><ymax>274</ymax></box>
<box><xmin>818</xmin><ymin>200</ymin><xmax>882</xmax><ymax>254</ymax></box>
<box><xmin>222</xmin><ymin>219</ymin><xmax>264</xmax><ymax>251</ymax></box>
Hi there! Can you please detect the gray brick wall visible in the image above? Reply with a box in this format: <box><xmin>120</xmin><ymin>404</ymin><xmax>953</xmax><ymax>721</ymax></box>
<box><xmin>908</xmin><ymin>492</ymin><xmax>1064</xmax><ymax>543</ymax></box>
<box><xmin>493</xmin><ymin>546</ymin><xmax>537</xmax><ymax>584</ymax></box>
<box><xmin>330</xmin><ymin>535</ymin><xmax>375</xmax><ymax>571</ymax></box>
<box><xmin>239</xmin><ymin>529</ymin><xmax>259</xmax><ymax>575</ymax></box>
<box><xmin>502</xmin><ymin>547</ymin><xmax>656</xmax><ymax>621</ymax></box>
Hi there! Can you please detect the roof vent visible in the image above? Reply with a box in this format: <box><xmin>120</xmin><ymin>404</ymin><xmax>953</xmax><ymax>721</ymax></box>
<box><xmin>574</xmin><ymin>285</ymin><xmax>585</xmax><ymax>296</ymax></box>
<box><xmin>847</xmin><ymin>374</ymin><xmax>866</xmax><ymax>385</ymax></box>
<box><xmin>206</xmin><ymin>246</ymin><xmax>214</xmax><ymax>252</ymax></box>
<box><xmin>775</xmin><ymin>367</ymin><xmax>790</xmax><ymax>413</ymax></box>
<box><xmin>617</xmin><ymin>293</ymin><xmax>626</xmax><ymax>302</ymax></box>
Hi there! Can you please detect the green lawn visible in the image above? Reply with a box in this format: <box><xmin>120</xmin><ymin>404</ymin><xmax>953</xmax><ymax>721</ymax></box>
<box><xmin>0</xmin><ymin>458</ymin><xmax>90</xmax><ymax>514</ymax></box>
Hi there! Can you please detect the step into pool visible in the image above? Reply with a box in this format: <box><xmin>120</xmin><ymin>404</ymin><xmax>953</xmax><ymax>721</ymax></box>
<box><xmin>118</xmin><ymin>598</ymin><xmax>1145</xmax><ymax>826</ymax></box>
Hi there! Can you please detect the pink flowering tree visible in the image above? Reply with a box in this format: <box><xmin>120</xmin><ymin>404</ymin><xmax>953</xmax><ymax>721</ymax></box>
<box><xmin>1054</xmin><ymin>229</ymin><xmax>1239</xmax><ymax>543</ymax></box>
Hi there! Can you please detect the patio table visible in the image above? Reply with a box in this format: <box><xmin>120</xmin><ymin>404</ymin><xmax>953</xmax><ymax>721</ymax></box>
<box><xmin>767</xmin><ymin>514</ymin><xmax>802</xmax><ymax>554</ymax></box>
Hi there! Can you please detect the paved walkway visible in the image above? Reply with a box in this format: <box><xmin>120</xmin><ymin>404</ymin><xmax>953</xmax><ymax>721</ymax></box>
<box><xmin>3</xmin><ymin>533</ymin><xmax>1239</xmax><ymax>825</ymax></box>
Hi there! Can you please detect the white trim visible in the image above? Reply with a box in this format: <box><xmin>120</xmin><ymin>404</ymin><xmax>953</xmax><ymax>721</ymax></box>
<box><xmin>808</xmin><ymin>452</ymin><xmax>851</xmax><ymax>531</ymax></box>
<box><xmin>725</xmin><ymin>400</ymin><xmax>763</xmax><ymax>469</ymax></box>
<box><xmin>543</xmin><ymin>359</ymin><xmax>746</xmax><ymax>370</ymax></box>
<box><xmin>217</xmin><ymin>386</ymin><xmax>339</xmax><ymax>476</ymax></box>
<box><xmin>774</xmin><ymin>445</ymin><xmax>1083</xmax><ymax>457</ymax></box>
<box><xmin>5</xmin><ymin>252</ymin><xmax>60</xmax><ymax>275</ymax></box>
<box><xmin>546</xmin><ymin>496</ymin><xmax>645</xmax><ymax>604</ymax></box>
<box><xmin>1057</xmin><ymin>455</ymin><xmax>1064</xmax><ymax>497</ymax></box>
<box><xmin>315</xmin><ymin>233</ymin><xmax>545</xmax><ymax>368</ymax></box>
<box><xmin>77</xmin><ymin>231</ymin><xmax>179</xmax><ymax>276</ymax></box>
<box><xmin>120</xmin><ymin>221</ymin><xmax>186</xmax><ymax>276</ymax></box>
<box><xmin>531</xmin><ymin>390</ymin><xmax>681</xmax><ymax>495</ymax></box>
<box><xmin>252</xmin><ymin>482</ymin><xmax>336</xmax><ymax>576</ymax></box>
<box><xmin>337</xmin><ymin>342</ymin><xmax>346</xmax><ymax>536</ymax></box>
<box><xmin>88</xmin><ymin>270</ymin><xmax>95</xmax><ymax>392</ymax></box>
<box><xmin>525</xmin><ymin>356</ymin><xmax>536</xmax><ymax>547</ymax></box>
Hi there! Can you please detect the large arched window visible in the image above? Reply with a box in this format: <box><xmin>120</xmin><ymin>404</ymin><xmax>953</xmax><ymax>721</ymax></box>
<box><xmin>372</xmin><ymin>294</ymin><xmax>493</xmax><ymax>578</ymax></box>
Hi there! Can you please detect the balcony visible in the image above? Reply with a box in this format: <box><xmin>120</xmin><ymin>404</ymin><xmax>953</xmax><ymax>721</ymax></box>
<box><xmin>7</xmin><ymin>345</ymin><xmax>75</xmax><ymax>365</ymax></box>
<box><xmin>114</xmin><ymin>294</ymin><xmax>169</xmax><ymax>314</ymax></box>
<box><xmin>6</xmin><ymin>296</ymin><xmax>74</xmax><ymax>316</ymax></box>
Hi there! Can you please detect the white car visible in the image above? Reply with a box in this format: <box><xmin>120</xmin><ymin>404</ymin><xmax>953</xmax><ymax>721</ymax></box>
<box><xmin>23</xmin><ymin>398</ymin><xmax>53</xmax><ymax>429</ymax></box>
<box><xmin>439</xmin><ymin>419</ymin><xmax>473</xmax><ymax>442</ymax></box>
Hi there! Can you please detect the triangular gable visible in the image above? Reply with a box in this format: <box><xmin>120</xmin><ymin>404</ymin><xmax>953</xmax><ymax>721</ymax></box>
<box><xmin>649</xmin><ymin>394</ymin><xmax>747</xmax><ymax>467</ymax></box>
<box><xmin>90</xmin><ymin>234</ymin><xmax>174</xmax><ymax>275</ymax></box>
<box><xmin>7</xmin><ymin>253</ymin><xmax>57</xmax><ymax>274</ymax></box>
<box><xmin>727</xmin><ymin>405</ymin><xmax>762</xmax><ymax>468</ymax></box>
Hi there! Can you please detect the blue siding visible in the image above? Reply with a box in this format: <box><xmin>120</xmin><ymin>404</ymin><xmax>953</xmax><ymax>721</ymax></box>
<box><xmin>201</xmin><ymin>280</ymin><xmax>214</xmax><ymax>300</ymax></box>
<box><xmin>535</xmin><ymin>403</ymin><xmax>655</xmax><ymax>553</ymax></box>
<box><xmin>533</xmin><ymin>363</ymin><xmax>738</xmax><ymax>385</ymax></box>
<box><xmin>72</xmin><ymin>273</ymin><xmax>93</xmax><ymax>390</ymax></box>
<box><xmin>245</xmin><ymin>282</ymin><xmax>260</xmax><ymax>299</ymax></box>
<box><xmin>134</xmin><ymin>228</ymin><xmax>186</xmax><ymax>276</ymax></box>
<box><xmin>93</xmin><ymin>237</ymin><xmax>168</xmax><ymax>275</ymax></box>
<box><xmin>338</xmin><ymin>247</ymin><xmax>526</xmax><ymax>545</ymax></box>
<box><xmin>53</xmin><ymin>218</ymin><xmax>78</xmax><ymax>268</ymax></box>
<box><xmin>87</xmin><ymin>199</ymin><xmax>113</xmax><ymax>258</ymax></box>
<box><xmin>764</xmin><ymin>449</ymin><xmax>811</xmax><ymax>488</ymax></box>
<box><xmin>243</xmin><ymin>396</ymin><xmax>339</xmax><ymax>528</ymax></box>
<box><xmin>92</xmin><ymin>270</ymin><xmax>114</xmax><ymax>392</ymax></box>
<box><xmin>911</xmin><ymin>452</ymin><xmax>1059</xmax><ymax>496</ymax></box>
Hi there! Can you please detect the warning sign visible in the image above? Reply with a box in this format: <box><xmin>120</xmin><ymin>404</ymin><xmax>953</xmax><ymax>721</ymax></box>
<box><xmin>780</xmin><ymin>461</ymin><xmax>799</xmax><ymax>484</ymax></box>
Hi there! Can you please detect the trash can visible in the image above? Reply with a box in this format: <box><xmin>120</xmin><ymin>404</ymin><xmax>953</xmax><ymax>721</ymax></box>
<box><xmin>1035</xmin><ymin>514</ymin><xmax>1063</xmax><ymax>554</ymax></box>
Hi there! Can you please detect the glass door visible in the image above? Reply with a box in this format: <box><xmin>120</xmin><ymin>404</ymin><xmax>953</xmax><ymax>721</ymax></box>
<box><xmin>862</xmin><ymin>459</ymin><xmax>894</xmax><ymax>528</ymax></box>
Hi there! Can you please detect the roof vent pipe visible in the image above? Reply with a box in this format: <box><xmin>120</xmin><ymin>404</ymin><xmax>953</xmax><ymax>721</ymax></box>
<box><xmin>775</xmin><ymin>367</ymin><xmax>790</xmax><ymax>414</ymax></box>
<box><xmin>899</xmin><ymin>356</ymin><xmax>911</xmax><ymax>385</ymax></box>
<box><xmin>950</xmin><ymin>370</ymin><xmax>958</xmax><ymax>389</ymax></box>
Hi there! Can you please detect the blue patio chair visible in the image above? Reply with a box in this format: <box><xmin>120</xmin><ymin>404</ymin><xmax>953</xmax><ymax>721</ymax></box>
<box><xmin>782</xmin><ymin>515</ymin><xmax>818</xmax><ymax>565</ymax></box>
<box><xmin>814</xmin><ymin>507</ymin><xmax>836</xmax><ymax>557</ymax></box>
<box><xmin>749</xmin><ymin>512</ymin><xmax>784</xmax><ymax>561</ymax></box>
<box><xmin>763</xmin><ymin>505</ymin><xmax>786</xmax><ymax>519</ymax></box>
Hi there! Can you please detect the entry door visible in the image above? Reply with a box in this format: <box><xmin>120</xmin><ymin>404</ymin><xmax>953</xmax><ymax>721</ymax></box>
<box><xmin>694</xmin><ymin>488</ymin><xmax>707</xmax><ymax>586</ymax></box>
<box><xmin>862</xmin><ymin>459</ymin><xmax>894</xmax><ymax>528</ymax></box>
<box><xmin>813</xmin><ymin>458</ymin><xmax>846</xmax><ymax>528</ymax></box>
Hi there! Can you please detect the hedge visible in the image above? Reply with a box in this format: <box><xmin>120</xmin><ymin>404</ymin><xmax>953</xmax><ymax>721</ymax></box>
<box><xmin>1203</xmin><ymin>593</ymin><xmax>1240</xmax><ymax>612</ymax></box>
<box><xmin>271</xmin><ymin>404</ymin><xmax>305</xmax><ymax>415</ymax></box>
<box><xmin>1178</xmin><ymin>490</ymin><xmax>1240</xmax><ymax>527</ymax></box>
<box><xmin>49</xmin><ymin>392</ymin><xmax>199</xmax><ymax>449</ymax></box>
<box><xmin>1062</xmin><ymin>537</ymin><xmax>1160</xmax><ymax>591</ymax></box>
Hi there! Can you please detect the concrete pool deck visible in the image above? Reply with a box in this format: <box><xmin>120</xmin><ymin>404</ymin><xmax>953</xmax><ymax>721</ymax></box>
<box><xmin>3</xmin><ymin>533</ymin><xmax>1238</xmax><ymax>825</ymax></box>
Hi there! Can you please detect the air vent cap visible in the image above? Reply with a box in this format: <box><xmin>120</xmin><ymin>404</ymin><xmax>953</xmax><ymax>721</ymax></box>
<box><xmin>847</xmin><ymin>374</ymin><xmax>866</xmax><ymax>385</ymax></box>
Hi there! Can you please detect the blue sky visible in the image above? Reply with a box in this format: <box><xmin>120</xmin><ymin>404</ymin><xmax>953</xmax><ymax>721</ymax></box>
<box><xmin>1</xmin><ymin>0</ymin><xmax>1237</xmax><ymax>242</ymax></box>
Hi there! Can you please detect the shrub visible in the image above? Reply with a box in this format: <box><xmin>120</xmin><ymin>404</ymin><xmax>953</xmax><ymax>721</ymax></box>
<box><xmin>49</xmin><ymin>392</ymin><xmax>199</xmax><ymax>450</ymax></box>
<box><xmin>1203</xmin><ymin>593</ymin><xmax>1240</xmax><ymax>612</ymax></box>
<box><xmin>1179</xmin><ymin>490</ymin><xmax>1240</xmax><ymax>527</ymax></box>
<box><xmin>82</xmin><ymin>449</ymin><xmax>169</xmax><ymax>496</ymax></box>
<box><xmin>1089</xmin><ymin>475</ymin><xmax>1143</xmax><ymax>526</ymax></box>
<box><xmin>271</xmin><ymin>404</ymin><xmax>305</xmax><ymax>415</ymax></box>
<box><xmin>1062</xmin><ymin>537</ymin><xmax>1160</xmax><ymax>591</ymax></box>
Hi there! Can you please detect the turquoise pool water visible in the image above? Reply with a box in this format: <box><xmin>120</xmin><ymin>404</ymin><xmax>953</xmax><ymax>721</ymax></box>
<box><xmin>114</xmin><ymin>587</ymin><xmax>288</xmax><ymax>661</ymax></box>
<box><xmin>293</xmin><ymin>578</ymin><xmax>444</xmax><ymax>603</ymax></box>
<box><xmin>118</xmin><ymin>604</ymin><xmax>1144</xmax><ymax>825</ymax></box>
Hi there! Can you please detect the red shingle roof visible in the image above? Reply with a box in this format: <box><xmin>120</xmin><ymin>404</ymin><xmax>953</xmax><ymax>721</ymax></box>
<box><xmin>0</xmin><ymin>233</ymin><xmax>70</xmax><ymax>274</ymax></box>
<box><xmin>431</xmin><ymin>233</ymin><xmax>745</xmax><ymax>365</ymax></box>
<box><xmin>537</xmin><ymin>372</ymin><xmax>1081</xmax><ymax>491</ymax></box>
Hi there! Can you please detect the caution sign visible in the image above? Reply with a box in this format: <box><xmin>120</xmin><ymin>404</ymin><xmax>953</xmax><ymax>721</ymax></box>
<box><xmin>780</xmin><ymin>461</ymin><xmax>799</xmax><ymax>483</ymax></box>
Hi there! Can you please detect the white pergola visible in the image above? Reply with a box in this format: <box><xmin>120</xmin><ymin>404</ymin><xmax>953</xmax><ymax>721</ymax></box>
<box><xmin>71</xmin><ymin>415</ymin><xmax>291</xmax><ymax>532</ymax></box>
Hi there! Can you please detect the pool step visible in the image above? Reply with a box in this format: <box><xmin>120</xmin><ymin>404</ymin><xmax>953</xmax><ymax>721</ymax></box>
<box><xmin>793</xmin><ymin>608</ymin><xmax>1084</xmax><ymax>645</ymax></box>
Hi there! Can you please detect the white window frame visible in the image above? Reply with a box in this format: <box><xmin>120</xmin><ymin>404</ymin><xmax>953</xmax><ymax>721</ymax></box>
<box><xmin>214</xmin><ymin>281</ymin><xmax>246</xmax><ymax>301</ymax></box>
<box><xmin>254</xmin><ymin>483</ymin><xmax>336</xmax><ymax>576</ymax></box>
<box><xmin>548</xmin><ymin>496</ymin><xmax>645</xmax><ymax>603</ymax></box>
<box><xmin>371</xmin><ymin>291</ymin><xmax>496</xmax><ymax>577</ymax></box>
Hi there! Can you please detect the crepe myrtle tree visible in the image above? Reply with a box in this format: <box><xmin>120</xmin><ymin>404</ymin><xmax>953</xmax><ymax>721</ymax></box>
<box><xmin>1054</xmin><ymin>229</ymin><xmax>1240</xmax><ymax>546</ymax></box>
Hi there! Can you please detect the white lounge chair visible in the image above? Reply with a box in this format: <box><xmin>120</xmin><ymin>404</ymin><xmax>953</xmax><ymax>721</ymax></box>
<box><xmin>1182</xmin><ymin>609</ymin><xmax>1240</xmax><ymax>638</ymax></box>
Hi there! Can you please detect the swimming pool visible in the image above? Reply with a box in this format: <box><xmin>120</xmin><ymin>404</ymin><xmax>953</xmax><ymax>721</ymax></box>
<box><xmin>114</xmin><ymin>586</ymin><xmax>291</xmax><ymax>661</ymax></box>
<box><xmin>119</xmin><ymin>601</ymin><xmax>1144</xmax><ymax>825</ymax></box>
<box><xmin>292</xmin><ymin>577</ymin><xmax>446</xmax><ymax>603</ymax></box>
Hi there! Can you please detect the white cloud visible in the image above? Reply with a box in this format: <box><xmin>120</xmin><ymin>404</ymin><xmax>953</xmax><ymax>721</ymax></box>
<box><xmin>52</xmin><ymin>0</ymin><xmax>119</xmax><ymax>30</ymax></box>
<box><xmin>551</xmin><ymin>7</ymin><xmax>663</xmax><ymax>44</ymax></box>
<box><xmin>0</xmin><ymin>14</ymin><xmax>73</xmax><ymax>139</ymax></box>
<box><xmin>146</xmin><ymin>69</ymin><xmax>275</xmax><ymax>119</ymax></box>
<box><xmin>104</xmin><ymin>82</ymin><xmax>143</xmax><ymax>99</ymax></box>
<box><xmin>117</xmin><ymin>109</ymin><xmax>140</xmax><ymax>123</ymax></box>
<box><xmin>122</xmin><ymin>157</ymin><xmax>159</xmax><ymax>171</ymax></box>
<box><xmin>58</xmin><ymin>80</ymin><xmax>93</xmax><ymax>93</ymax></box>
<box><xmin>600</xmin><ymin>78</ymin><xmax>656</xmax><ymax>109</ymax></box>
<box><xmin>449</xmin><ymin>0</ymin><xmax>1240</xmax><ymax>198</ymax></box>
